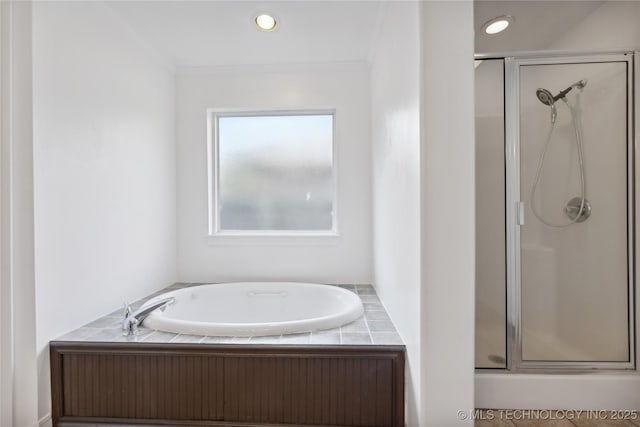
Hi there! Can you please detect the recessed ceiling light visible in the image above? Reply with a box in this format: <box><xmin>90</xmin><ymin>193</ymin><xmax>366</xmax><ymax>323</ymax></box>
<box><xmin>255</xmin><ymin>13</ymin><xmax>277</xmax><ymax>32</ymax></box>
<box><xmin>482</xmin><ymin>15</ymin><xmax>513</xmax><ymax>35</ymax></box>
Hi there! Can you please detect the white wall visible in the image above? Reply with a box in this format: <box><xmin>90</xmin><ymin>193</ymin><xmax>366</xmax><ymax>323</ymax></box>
<box><xmin>176</xmin><ymin>64</ymin><xmax>371</xmax><ymax>284</ymax></box>
<box><xmin>369</xmin><ymin>2</ymin><xmax>422</xmax><ymax>425</ymax></box>
<box><xmin>33</xmin><ymin>1</ymin><xmax>177</xmax><ymax>422</ymax></box>
<box><xmin>550</xmin><ymin>1</ymin><xmax>640</xmax><ymax>51</ymax></box>
<box><xmin>421</xmin><ymin>1</ymin><xmax>476</xmax><ymax>425</ymax></box>
<box><xmin>371</xmin><ymin>3</ymin><xmax>476</xmax><ymax>425</ymax></box>
<box><xmin>1</xmin><ymin>2</ymin><xmax>39</xmax><ymax>426</ymax></box>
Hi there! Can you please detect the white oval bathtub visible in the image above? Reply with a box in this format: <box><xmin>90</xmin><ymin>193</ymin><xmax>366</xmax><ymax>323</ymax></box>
<box><xmin>142</xmin><ymin>282</ymin><xmax>364</xmax><ymax>337</ymax></box>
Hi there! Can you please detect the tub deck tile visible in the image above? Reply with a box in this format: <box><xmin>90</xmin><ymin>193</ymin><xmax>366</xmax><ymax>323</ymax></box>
<box><xmin>371</xmin><ymin>332</ymin><xmax>404</xmax><ymax>345</ymax></box>
<box><xmin>84</xmin><ymin>329</ymin><xmax>129</xmax><ymax>343</ymax></box>
<box><xmin>342</xmin><ymin>332</ymin><xmax>373</xmax><ymax>345</ymax></box>
<box><xmin>53</xmin><ymin>283</ymin><xmax>404</xmax><ymax>347</ymax></box>
<box><xmin>340</xmin><ymin>319</ymin><xmax>368</xmax><ymax>333</ymax></box>
<box><xmin>201</xmin><ymin>336</ymin><xmax>231</xmax><ymax>344</ymax></box>
<box><xmin>143</xmin><ymin>331</ymin><xmax>178</xmax><ymax>343</ymax></box>
<box><xmin>364</xmin><ymin>302</ymin><xmax>385</xmax><ymax>312</ymax></box>
<box><xmin>171</xmin><ymin>334</ymin><xmax>206</xmax><ymax>343</ymax></box>
<box><xmin>58</xmin><ymin>327</ymin><xmax>104</xmax><ymax>341</ymax></box>
<box><xmin>83</xmin><ymin>315</ymin><xmax>121</xmax><ymax>329</ymax></box>
<box><xmin>248</xmin><ymin>335</ymin><xmax>282</xmax><ymax>344</ymax></box>
<box><xmin>367</xmin><ymin>320</ymin><xmax>397</xmax><ymax>333</ymax></box>
<box><xmin>365</xmin><ymin>310</ymin><xmax>391</xmax><ymax>321</ymax></box>
<box><xmin>356</xmin><ymin>287</ymin><xmax>376</xmax><ymax>296</ymax></box>
<box><xmin>310</xmin><ymin>331</ymin><xmax>341</xmax><ymax>344</ymax></box>
<box><xmin>279</xmin><ymin>332</ymin><xmax>311</xmax><ymax>344</ymax></box>
<box><xmin>359</xmin><ymin>295</ymin><xmax>381</xmax><ymax>303</ymax></box>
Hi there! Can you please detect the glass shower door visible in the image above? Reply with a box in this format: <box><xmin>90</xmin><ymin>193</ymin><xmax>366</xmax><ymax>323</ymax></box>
<box><xmin>475</xmin><ymin>59</ymin><xmax>507</xmax><ymax>369</ymax></box>
<box><xmin>514</xmin><ymin>57</ymin><xmax>633</xmax><ymax>366</ymax></box>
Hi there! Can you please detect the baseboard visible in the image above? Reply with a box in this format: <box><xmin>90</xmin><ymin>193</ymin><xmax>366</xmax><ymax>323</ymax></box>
<box><xmin>39</xmin><ymin>413</ymin><xmax>52</xmax><ymax>427</ymax></box>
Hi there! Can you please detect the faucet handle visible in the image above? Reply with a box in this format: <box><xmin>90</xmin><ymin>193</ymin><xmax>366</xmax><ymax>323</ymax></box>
<box><xmin>130</xmin><ymin>318</ymin><xmax>140</xmax><ymax>335</ymax></box>
<box><xmin>123</xmin><ymin>301</ymin><xmax>132</xmax><ymax>319</ymax></box>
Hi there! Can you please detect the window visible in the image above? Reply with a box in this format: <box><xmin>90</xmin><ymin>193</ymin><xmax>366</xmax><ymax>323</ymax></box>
<box><xmin>208</xmin><ymin>110</ymin><xmax>336</xmax><ymax>235</ymax></box>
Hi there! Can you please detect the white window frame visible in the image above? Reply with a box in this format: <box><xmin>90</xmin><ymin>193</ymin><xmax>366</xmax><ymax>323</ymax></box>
<box><xmin>207</xmin><ymin>108</ymin><xmax>338</xmax><ymax>237</ymax></box>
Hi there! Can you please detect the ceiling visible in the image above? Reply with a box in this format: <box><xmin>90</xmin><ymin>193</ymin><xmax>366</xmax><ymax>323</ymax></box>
<box><xmin>107</xmin><ymin>1</ymin><xmax>607</xmax><ymax>68</ymax></box>
<box><xmin>474</xmin><ymin>0</ymin><xmax>605</xmax><ymax>54</ymax></box>
<box><xmin>107</xmin><ymin>1</ymin><xmax>382</xmax><ymax>69</ymax></box>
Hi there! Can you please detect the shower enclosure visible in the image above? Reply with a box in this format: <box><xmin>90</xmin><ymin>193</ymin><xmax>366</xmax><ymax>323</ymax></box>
<box><xmin>475</xmin><ymin>52</ymin><xmax>636</xmax><ymax>371</ymax></box>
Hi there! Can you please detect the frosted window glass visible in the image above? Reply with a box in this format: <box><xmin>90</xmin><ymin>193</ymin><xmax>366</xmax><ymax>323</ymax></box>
<box><xmin>216</xmin><ymin>114</ymin><xmax>334</xmax><ymax>232</ymax></box>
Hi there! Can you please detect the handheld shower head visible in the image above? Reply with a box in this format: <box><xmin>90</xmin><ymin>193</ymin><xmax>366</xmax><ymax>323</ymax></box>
<box><xmin>536</xmin><ymin>88</ymin><xmax>555</xmax><ymax>106</ymax></box>
<box><xmin>537</xmin><ymin>79</ymin><xmax>588</xmax><ymax>106</ymax></box>
<box><xmin>536</xmin><ymin>88</ymin><xmax>557</xmax><ymax>123</ymax></box>
<box><xmin>536</xmin><ymin>79</ymin><xmax>586</xmax><ymax>123</ymax></box>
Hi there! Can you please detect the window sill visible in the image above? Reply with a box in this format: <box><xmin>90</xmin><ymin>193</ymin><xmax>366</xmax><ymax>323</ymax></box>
<box><xmin>206</xmin><ymin>232</ymin><xmax>341</xmax><ymax>247</ymax></box>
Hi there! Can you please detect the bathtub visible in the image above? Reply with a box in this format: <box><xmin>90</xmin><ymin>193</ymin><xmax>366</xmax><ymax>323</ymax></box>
<box><xmin>142</xmin><ymin>282</ymin><xmax>364</xmax><ymax>337</ymax></box>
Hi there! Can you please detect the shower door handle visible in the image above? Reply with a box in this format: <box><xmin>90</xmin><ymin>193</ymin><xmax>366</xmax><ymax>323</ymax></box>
<box><xmin>517</xmin><ymin>201</ymin><xmax>525</xmax><ymax>226</ymax></box>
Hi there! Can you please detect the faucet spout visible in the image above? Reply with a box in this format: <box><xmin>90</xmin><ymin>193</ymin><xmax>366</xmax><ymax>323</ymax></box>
<box><xmin>122</xmin><ymin>297</ymin><xmax>175</xmax><ymax>336</ymax></box>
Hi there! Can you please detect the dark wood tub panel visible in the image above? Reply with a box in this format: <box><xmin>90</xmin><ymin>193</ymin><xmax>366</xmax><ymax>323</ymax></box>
<box><xmin>50</xmin><ymin>342</ymin><xmax>405</xmax><ymax>427</ymax></box>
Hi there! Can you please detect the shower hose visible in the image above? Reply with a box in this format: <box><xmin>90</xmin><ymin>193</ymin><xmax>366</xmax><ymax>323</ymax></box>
<box><xmin>529</xmin><ymin>94</ymin><xmax>587</xmax><ymax>228</ymax></box>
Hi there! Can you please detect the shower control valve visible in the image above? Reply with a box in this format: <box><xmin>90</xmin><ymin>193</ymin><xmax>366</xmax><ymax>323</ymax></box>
<box><xmin>564</xmin><ymin>197</ymin><xmax>591</xmax><ymax>223</ymax></box>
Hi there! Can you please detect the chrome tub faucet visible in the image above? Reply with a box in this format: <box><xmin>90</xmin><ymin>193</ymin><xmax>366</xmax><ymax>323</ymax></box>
<box><xmin>122</xmin><ymin>297</ymin><xmax>175</xmax><ymax>336</ymax></box>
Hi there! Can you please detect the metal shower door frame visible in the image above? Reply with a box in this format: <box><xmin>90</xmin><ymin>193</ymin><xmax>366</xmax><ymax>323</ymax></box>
<box><xmin>504</xmin><ymin>52</ymin><xmax>636</xmax><ymax>371</ymax></box>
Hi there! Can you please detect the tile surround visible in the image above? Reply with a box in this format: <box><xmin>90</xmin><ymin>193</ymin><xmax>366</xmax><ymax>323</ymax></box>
<box><xmin>55</xmin><ymin>283</ymin><xmax>403</xmax><ymax>346</ymax></box>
